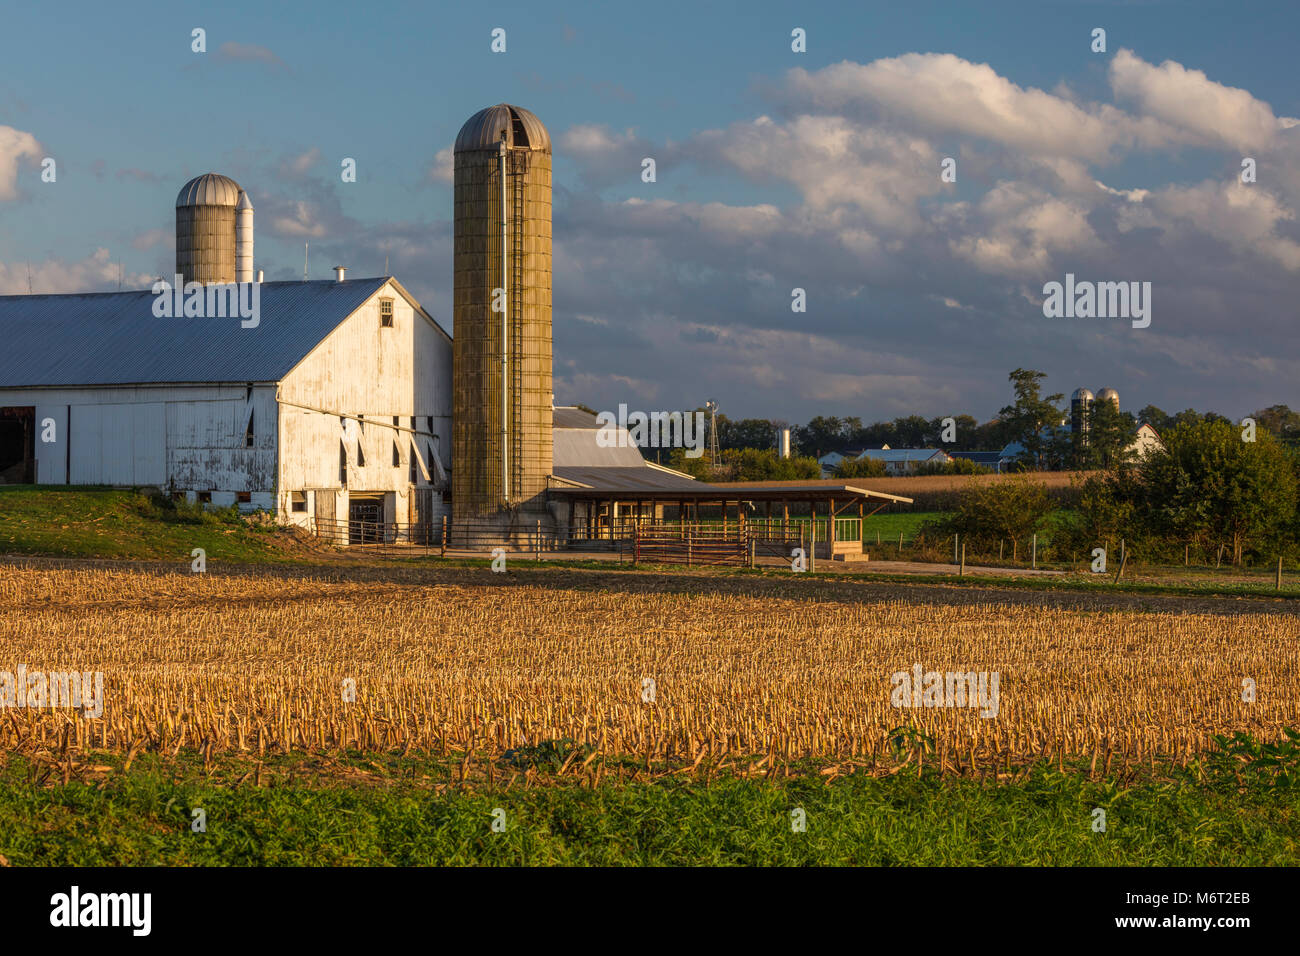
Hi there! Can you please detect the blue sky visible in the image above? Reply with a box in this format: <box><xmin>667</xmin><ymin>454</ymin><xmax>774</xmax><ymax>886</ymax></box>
<box><xmin>1</xmin><ymin>0</ymin><xmax>1297</xmax><ymax>424</ymax></box>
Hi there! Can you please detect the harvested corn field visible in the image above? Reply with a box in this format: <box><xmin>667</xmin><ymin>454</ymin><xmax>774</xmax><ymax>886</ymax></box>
<box><xmin>1</xmin><ymin>561</ymin><xmax>1296</xmax><ymax>772</ymax></box>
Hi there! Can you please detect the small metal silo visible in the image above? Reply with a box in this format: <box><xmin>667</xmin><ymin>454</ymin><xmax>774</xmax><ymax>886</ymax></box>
<box><xmin>1070</xmin><ymin>387</ymin><xmax>1094</xmax><ymax>439</ymax></box>
<box><xmin>175</xmin><ymin>173</ymin><xmax>245</xmax><ymax>285</ymax></box>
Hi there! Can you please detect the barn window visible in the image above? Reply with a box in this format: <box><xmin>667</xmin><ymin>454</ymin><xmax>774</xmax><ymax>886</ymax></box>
<box><xmin>409</xmin><ymin>443</ymin><xmax>418</xmax><ymax>484</ymax></box>
<box><xmin>236</xmin><ymin>491</ymin><xmax>251</xmax><ymax>503</ymax></box>
<box><xmin>392</xmin><ymin>440</ymin><xmax>400</xmax><ymax>468</ymax></box>
<box><xmin>339</xmin><ymin>441</ymin><xmax>347</xmax><ymax>485</ymax></box>
<box><xmin>244</xmin><ymin>408</ymin><xmax>254</xmax><ymax>447</ymax></box>
<box><xmin>357</xmin><ymin>440</ymin><xmax>366</xmax><ymax>467</ymax></box>
<box><xmin>380</xmin><ymin>298</ymin><xmax>394</xmax><ymax>327</ymax></box>
<box><xmin>291</xmin><ymin>491</ymin><xmax>307</xmax><ymax>513</ymax></box>
<box><xmin>198</xmin><ymin>491</ymin><xmax>212</xmax><ymax>503</ymax></box>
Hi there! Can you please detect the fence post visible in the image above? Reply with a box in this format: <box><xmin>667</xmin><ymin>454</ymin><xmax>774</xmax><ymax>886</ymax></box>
<box><xmin>441</xmin><ymin>515</ymin><xmax>447</xmax><ymax>557</ymax></box>
<box><xmin>748</xmin><ymin>537</ymin><xmax>755</xmax><ymax>569</ymax></box>
<box><xmin>959</xmin><ymin>542</ymin><xmax>965</xmax><ymax>577</ymax></box>
<box><xmin>1277</xmin><ymin>555</ymin><xmax>1283</xmax><ymax>591</ymax></box>
<box><xmin>535</xmin><ymin>520</ymin><xmax>541</xmax><ymax>561</ymax></box>
<box><xmin>1032</xmin><ymin>533</ymin><xmax>1037</xmax><ymax>570</ymax></box>
<box><xmin>1184</xmin><ymin>543</ymin><xmax>1189</xmax><ymax>567</ymax></box>
<box><xmin>1113</xmin><ymin>550</ymin><xmax>1127</xmax><ymax>583</ymax></box>
<box><xmin>687</xmin><ymin>530</ymin><xmax>693</xmax><ymax>567</ymax></box>
<box><xmin>953</xmin><ymin>534</ymin><xmax>958</xmax><ymax>566</ymax></box>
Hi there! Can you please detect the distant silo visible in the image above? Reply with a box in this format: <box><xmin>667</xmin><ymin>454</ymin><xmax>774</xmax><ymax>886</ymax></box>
<box><xmin>235</xmin><ymin>190</ymin><xmax>255</xmax><ymax>283</ymax></box>
<box><xmin>778</xmin><ymin>428</ymin><xmax>791</xmax><ymax>459</ymax></box>
<box><xmin>452</xmin><ymin>104</ymin><xmax>552</xmax><ymax>526</ymax></box>
<box><xmin>1071</xmin><ymin>388</ymin><xmax>1094</xmax><ymax>440</ymax></box>
<box><xmin>1096</xmin><ymin>388</ymin><xmax>1120</xmax><ymax>411</ymax></box>
<box><xmin>176</xmin><ymin>173</ymin><xmax>252</xmax><ymax>285</ymax></box>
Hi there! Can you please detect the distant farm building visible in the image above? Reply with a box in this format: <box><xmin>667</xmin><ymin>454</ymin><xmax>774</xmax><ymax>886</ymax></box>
<box><xmin>858</xmin><ymin>447</ymin><xmax>952</xmax><ymax>475</ymax></box>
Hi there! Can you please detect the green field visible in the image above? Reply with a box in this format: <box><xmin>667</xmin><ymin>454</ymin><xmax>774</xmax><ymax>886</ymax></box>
<box><xmin>1</xmin><ymin>744</ymin><xmax>1295</xmax><ymax>866</ymax></box>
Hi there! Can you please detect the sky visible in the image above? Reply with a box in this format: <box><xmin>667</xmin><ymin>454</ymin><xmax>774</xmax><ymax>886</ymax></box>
<box><xmin>1</xmin><ymin>0</ymin><xmax>1297</xmax><ymax>425</ymax></box>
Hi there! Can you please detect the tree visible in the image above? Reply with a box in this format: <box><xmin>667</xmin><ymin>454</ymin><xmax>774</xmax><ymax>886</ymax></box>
<box><xmin>719</xmin><ymin>417</ymin><xmax>779</xmax><ymax>451</ymax></box>
<box><xmin>1137</xmin><ymin>419</ymin><xmax>1297</xmax><ymax>564</ymax></box>
<box><xmin>833</xmin><ymin>456</ymin><xmax>887</xmax><ymax>479</ymax></box>
<box><xmin>792</xmin><ymin>416</ymin><xmax>848</xmax><ymax>458</ymax></box>
<box><xmin>1137</xmin><ymin>405</ymin><xmax>1171</xmax><ymax>432</ymax></box>
<box><xmin>722</xmin><ymin>447</ymin><xmax>820</xmax><ymax>481</ymax></box>
<box><xmin>1252</xmin><ymin>405</ymin><xmax>1300</xmax><ymax>447</ymax></box>
<box><xmin>932</xmin><ymin>476</ymin><xmax>1054</xmax><ymax>555</ymax></box>
<box><xmin>1084</xmin><ymin>401</ymin><xmax>1139</xmax><ymax>469</ymax></box>
<box><xmin>998</xmin><ymin>369</ymin><xmax>1065</xmax><ymax>469</ymax></box>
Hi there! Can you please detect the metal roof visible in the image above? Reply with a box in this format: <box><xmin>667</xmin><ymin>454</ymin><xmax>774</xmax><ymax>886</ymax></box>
<box><xmin>551</xmin><ymin>477</ymin><xmax>913</xmax><ymax>503</ymax></box>
<box><xmin>176</xmin><ymin>173</ymin><xmax>244</xmax><ymax>207</ymax></box>
<box><xmin>455</xmin><ymin>104</ymin><xmax>551</xmax><ymax>153</ymax></box>
<box><xmin>0</xmin><ymin>278</ymin><xmax>394</xmax><ymax>387</ymax></box>
<box><xmin>551</xmin><ymin>466</ymin><xmax>703</xmax><ymax>493</ymax></box>
<box><xmin>859</xmin><ymin>448</ymin><xmax>948</xmax><ymax>463</ymax></box>
<box><xmin>553</xmin><ymin>406</ymin><xmax>601</xmax><ymax>430</ymax></box>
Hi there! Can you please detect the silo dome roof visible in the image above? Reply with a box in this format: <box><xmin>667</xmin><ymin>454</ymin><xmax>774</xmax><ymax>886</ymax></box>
<box><xmin>176</xmin><ymin>173</ymin><xmax>244</xmax><ymax>208</ymax></box>
<box><xmin>1071</xmin><ymin>388</ymin><xmax>1094</xmax><ymax>401</ymax></box>
<box><xmin>455</xmin><ymin>104</ymin><xmax>550</xmax><ymax>152</ymax></box>
<box><xmin>1097</xmin><ymin>388</ymin><xmax>1120</xmax><ymax>401</ymax></box>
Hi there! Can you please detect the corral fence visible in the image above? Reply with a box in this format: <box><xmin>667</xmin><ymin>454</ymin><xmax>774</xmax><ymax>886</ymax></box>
<box><xmin>311</xmin><ymin>516</ymin><xmax>563</xmax><ymax>557</ymax></box>
<box><xmin>630</xmin><ymin>521</ymin><xmax>805</xmax><ymax>567</ymax></box>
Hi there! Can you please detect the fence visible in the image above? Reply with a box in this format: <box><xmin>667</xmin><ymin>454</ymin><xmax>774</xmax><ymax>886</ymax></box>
<box><xmin>632</xmin><ymin>524</ymin><xmax>750</xmax><ymax>567</ymax></box>
<box><xmin>311</xmin><ymin>515</ymin><xmax>563</xmax><ymax>556</ymax></box>
<box><xmin>628</xmin><ymin>521</ymin><xmax>806</xmax><ymax>567</ymax></box>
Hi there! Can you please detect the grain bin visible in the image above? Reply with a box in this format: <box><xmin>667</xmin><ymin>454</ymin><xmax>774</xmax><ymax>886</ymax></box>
<box><xmin>451</xmin><ymin>104</ymin><xmax>553</xmax><ymax>526</ymax></box>
<box><xmin>175</xmin><ymin>173</ymin><xmax>251</xmax><ymax>285</ymax></box>
<box><xmin>1070</xmin><ymin>387</ymin><xmax>1094</xmax><ymax>439</ymax></box>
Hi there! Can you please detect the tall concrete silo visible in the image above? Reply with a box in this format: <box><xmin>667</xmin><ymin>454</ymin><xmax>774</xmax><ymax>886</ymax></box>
<box><xmin>452</xmin><ymin>104</ymin><xmax>552</xmax><ymax>532</ymax></box>
<box><xmin>1070</xmin><ymin>387</ymin><xmax>1094</xmax><ymax>441</ymax></box>
<box><xmin>176</xmin><ymin>173</ymin><xmax>254</xmax><ymax>284</ymax></box>
<box><xmin>1096</xmin><ymin>388</ymin><xmax>1120</xmax><ymax>411</ymax></box>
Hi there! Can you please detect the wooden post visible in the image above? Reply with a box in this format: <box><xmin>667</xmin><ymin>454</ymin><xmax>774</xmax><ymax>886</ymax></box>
<box><xmin>687</xmin><ymin>529</ymin><xmax>693</xmax><ymax>566</ymax></box>
<box><xmin>959</xmin><ymin>542</ymin><xmax>965</xmax><ymax>576</ymax></box>
<box><xmin>1032</xmin><ymin>533</ymin><xmax>1037</xmax><ymax>570</ymax></box>
<box><xmin>999</xmin><ymin>540</ymin><xmax>1004</xmax><ymax>561</ymax></box>
<box><xmin>954</xmin><ymin>534</ymin><xmax>958</xmax><ymax>565</ymax></box>
<box><xmin>535</xmin><ymin>520</ymin><xmax>541</xmax><ymax>561</ymax></box>
<box><xmin>1184</xmin><ymin>543</ymin><xmax>1189</xmax><ymax>567</ymax></box>
<box><xmin>1277</xmin><ymin>555</ymin><xmax>1283</xmax><ymax>591</ymax></box>
<box><xmin>748</xmin><ymin>537</ymin><xmax>756</xmax><ymax>569</ymax></box>
<box><xmin>1113</xmin><ymin>550</ymin><xmax>1127</xmax><ymax>583</ymax></box>
<box><xmin>440</xmin><ymin>514</ymin><xmax>447</xmax><ymax>557</ymax></box>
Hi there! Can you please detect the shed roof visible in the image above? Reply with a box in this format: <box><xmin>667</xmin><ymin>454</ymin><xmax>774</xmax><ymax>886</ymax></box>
<box><xmin>0</xmin><ymin>278</ymin><xmax>442</xmax><ymax>388</ymax></box>
<box><xmin>859</xmin><ymin>448</ymin><xmax>948</xmax><ymax>463</ymax></box>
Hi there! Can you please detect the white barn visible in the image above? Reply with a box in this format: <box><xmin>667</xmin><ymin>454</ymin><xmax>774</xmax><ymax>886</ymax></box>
<box><xmin>0</xmin><ymin>276</ymin><xmax>452</xmax><ymax>532</ymax></box>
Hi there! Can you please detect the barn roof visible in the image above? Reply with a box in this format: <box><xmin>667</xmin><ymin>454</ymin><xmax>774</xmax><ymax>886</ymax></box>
<box><xmin>0</xmin><ymin>278</ymin><xmax>434</xmax><ymax>388</ymax></box>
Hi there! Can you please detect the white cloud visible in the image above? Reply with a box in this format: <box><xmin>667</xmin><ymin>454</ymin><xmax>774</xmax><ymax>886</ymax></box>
<box><xmin>0</xmin><ymin>125</ymin><xmax>44</xmax><ymax>201</ymax></box>
<box><xmin>1110</xmin><ymin>48</ymin><xmax>1297</xmax><ymax>150</ymax></box>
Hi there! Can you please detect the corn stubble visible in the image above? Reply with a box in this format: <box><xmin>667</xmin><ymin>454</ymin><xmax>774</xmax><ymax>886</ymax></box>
<box><xmin>1</xmin><ymin>565</ymin><xmax>1295</xmax><ymax>774</ymax></box>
